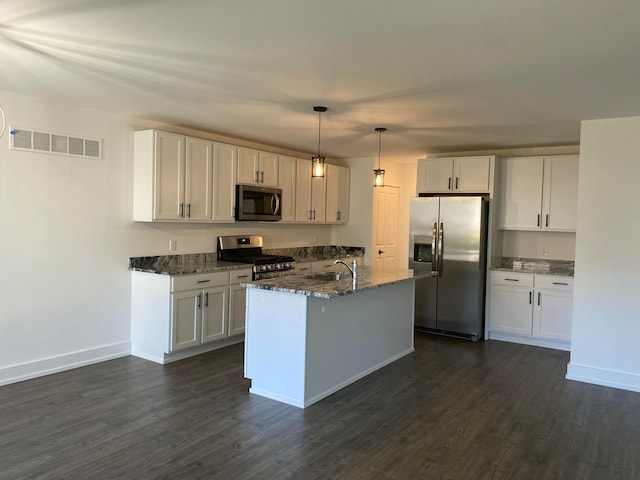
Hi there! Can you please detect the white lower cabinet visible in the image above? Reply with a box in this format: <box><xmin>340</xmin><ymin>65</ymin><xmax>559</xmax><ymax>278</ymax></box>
<box><xmin>228</xmin><ymin>269</ymin><xmax>252</xmax><ymax>336</ymax></box>
<box><xmin>488</xmin><ymin>271</ymin><xmax>573</xmax><ymax>350</ymax></box>
<box><xmin>131</xmin><ymin>268</ymin><xmax>252</xmax><ymax>363</ymax></box>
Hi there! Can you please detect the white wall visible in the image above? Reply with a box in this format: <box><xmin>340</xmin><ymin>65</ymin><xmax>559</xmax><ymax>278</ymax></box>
<box><xmin>0</xmin><ymin>91</ymin><xmax>333</xmax><ymax>385</ymax></box>
<box><xmin>332</xmin><ymin>158</ymin><xmax>374</xmax><ymax>265</ymax></box>
<box><xmin>501</xmin><ymin>231</ymin><xmax>576</xmax><ymax>260</ymax></box>
<box><xmin>566</xmin><ymin>116</ymin><xmax>640</xmax><ymax>392</ymax></box>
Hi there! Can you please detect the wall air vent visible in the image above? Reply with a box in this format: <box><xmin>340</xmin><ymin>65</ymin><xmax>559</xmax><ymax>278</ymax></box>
<box><xmin>9</xmin><ymin>126</ymin><xmax>102</xmax><ymax>159</ymax></box>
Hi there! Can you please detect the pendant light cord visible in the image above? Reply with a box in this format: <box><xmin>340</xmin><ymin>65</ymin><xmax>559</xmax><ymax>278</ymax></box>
<box><xmin>378</xmin><ymin>129</ymin><xmax>382</xmax><ymax>170</ymax></box>
<box><xmin>317</xmin><ymin>110</ymin><xmax>322</xmax><ymax>157</ymax></box>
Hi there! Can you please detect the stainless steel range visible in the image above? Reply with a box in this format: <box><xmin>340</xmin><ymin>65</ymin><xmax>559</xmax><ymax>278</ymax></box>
<box><xmin>217</xmin><ymin>235</ymin><xmax>296</xmax><ymax>280</ymax></box>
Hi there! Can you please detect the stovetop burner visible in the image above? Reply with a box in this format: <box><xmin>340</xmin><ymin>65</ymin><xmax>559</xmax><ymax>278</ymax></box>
<box><xmin>217</xmin><ymin>235</ymin><xmax>296</xmax><ymax>280</ymax></box>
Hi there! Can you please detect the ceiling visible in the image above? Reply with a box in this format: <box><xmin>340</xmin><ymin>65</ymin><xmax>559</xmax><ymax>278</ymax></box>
<box><xmin>2</xmin><ymin>0</ymin><xmax>640</xmax><ymax>162</ymax></box>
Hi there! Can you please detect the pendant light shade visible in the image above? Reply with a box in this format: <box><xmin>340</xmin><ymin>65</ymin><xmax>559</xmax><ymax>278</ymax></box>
<box><xmin>311</xmin><ymin>106</ymin><xmax>327</xmax><ymax>178</ymax></box>
<box><xmin>373</xmin><ymin>127</ymin><xmax>387</xmax><ymax>187</ymax></box>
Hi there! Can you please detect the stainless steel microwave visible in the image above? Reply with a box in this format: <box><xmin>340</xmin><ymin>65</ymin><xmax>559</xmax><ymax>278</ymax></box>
<box><xmin>235</xmin><ymin>184</ymin><xmax>282</xmax><ymax>221</ymax></box>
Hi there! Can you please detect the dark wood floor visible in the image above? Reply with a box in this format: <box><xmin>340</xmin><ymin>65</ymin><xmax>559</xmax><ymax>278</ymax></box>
<box><xmin>2</xmin><ymin>334</ymin><xmax>639</xmax><ymax>480</ymax></box>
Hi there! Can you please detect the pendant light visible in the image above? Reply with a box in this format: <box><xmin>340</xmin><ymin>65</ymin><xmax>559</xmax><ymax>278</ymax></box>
<box><xmin>311</xmin><ymin>106</ymin><xmax>327</xmax><ymax>178</ymax></box>
<box><xmin>373</xmin><ymin>127</ymin><xmax>387</xmax><ymax>187</ymax></box>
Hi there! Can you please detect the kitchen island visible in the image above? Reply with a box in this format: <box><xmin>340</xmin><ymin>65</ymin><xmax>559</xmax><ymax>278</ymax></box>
<box><xmin>242</xmin><ymin>266</ymin><xmax>429</xmax><ymax>408</ymax></box>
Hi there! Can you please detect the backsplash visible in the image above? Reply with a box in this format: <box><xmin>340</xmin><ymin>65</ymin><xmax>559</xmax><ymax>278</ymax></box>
<box><xmin>129</xmin><ymin>245</ymin><xmax>365</xmax><ymax>270</ymax></box>
<box><xmin>264</xmin><ymin>245</ymin><xmax>365</xmax><ymax>263</ymax></box>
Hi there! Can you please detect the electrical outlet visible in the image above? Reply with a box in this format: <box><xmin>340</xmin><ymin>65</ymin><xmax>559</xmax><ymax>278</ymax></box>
<box><xmin>169</xmin><ymin>240</ymin><xmax>177</xmax><ymax>251</ymax></box>
<box><xmin>542</xmin><ymin>245</ymin><xmax>549</xmax><ymax>257</ymax></box>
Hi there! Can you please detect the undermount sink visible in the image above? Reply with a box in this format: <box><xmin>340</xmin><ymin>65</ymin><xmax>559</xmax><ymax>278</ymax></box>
<box><xmin>304</xmin><ymin>271</ymin><xmax>351</xmax><ymax>282</ymax></box>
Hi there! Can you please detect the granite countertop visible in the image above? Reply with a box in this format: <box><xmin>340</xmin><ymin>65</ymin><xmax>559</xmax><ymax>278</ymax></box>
<box><xmin>491</xmin><ymin>257</ymin><xmax>574</xmax><ymax>277</ymax></box>
<box><xmin>264</xmin><ymin>245</ymin><xmax>365</xmax><ymax>264</ymax></box>
<box><xmin>242</xmin><ymin>266</ymin><xmax>433</xmax><ymax>299</ymax></box>
<box><xmin>128</xmin><ymin>253</ymin><xmax>252</xmax><ymax>275</ymax></box>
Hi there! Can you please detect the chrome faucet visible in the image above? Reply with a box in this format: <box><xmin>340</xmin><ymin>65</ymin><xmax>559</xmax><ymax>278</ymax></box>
<box><xmin>333</xmin><ymin>258</ymin><xmax>358</xmax><ymax>282</ymax></box>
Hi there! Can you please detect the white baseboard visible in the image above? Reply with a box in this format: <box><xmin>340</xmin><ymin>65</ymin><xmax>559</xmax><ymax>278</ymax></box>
<box><xmin>0</xmin><ymin>341</ymin><xmax>131</xmax><ymax>386</ymax></box>
<box><xmin>566</xmin><ymin>362</ymin><xmax>640</xmax><ymax>393</ymax></box>
<box><xmin>488</xmin><ymin>331</ymin><xmax>571</xmax><ymax>351</ymax></box>
<box><xmin>132</xmin><ymin>336</ymin><xmax>244</xmax><ymax>365</ymax></box>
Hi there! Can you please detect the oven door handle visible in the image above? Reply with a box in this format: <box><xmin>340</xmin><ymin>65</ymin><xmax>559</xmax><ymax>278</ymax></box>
<box><xmin>272</xmin><ymin>193</ymin><xmax>280</xmax><ymax>216</ymax></box>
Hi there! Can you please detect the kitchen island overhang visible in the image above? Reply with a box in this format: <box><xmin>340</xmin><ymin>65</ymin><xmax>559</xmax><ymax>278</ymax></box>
<box><xmin>242</xmin><ymin>267</ymin><xmax>431</xmax><ymax>408</ymax></box>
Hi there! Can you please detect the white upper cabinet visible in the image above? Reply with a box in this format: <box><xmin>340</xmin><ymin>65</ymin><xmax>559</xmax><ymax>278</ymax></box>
<box><xmin>278</xmin><ymin>155</ymin><xmax>297</xmax><ymax>222</ymax></box>
<box><xmin>212</xmin><ymin>142</ymin><xmax>237</xmax><ymax>222</ymax></box>
<box><xmin>237</xmin><ymin>147</ymin><xmax>278</xmax><ymax>187</ymax></box>
<box><xmin>542</xmin><ymin>155</ymin><xmax>579</xmax><ymax>231</ymax></box>
<box><xmin>417</xmin><ymin>156</ymin><xmax>492</xmax><ymax>194</ymax></box>
<box><xmin>185</xmin><ymin>137</ymin><xmax>213</xmax><ymax>222</ymax></box>
<box><xmin>325</xmin><ymin>164</ymin><xmax>350</xmax><ymax>224</ymax></box>
<box><xmin>294</xmin><ymin>158</ymin><xmax>326</xmax><ymax>223</ymax></box>
<box><xmin>498</xmin><ymin>155</ymin><xmax>578</xmax><ymax>231</ymax></box>
<box><xmin>133</xmin><ymin>130</ymin><xmax>213</xmax><ymax>222</ymax></box>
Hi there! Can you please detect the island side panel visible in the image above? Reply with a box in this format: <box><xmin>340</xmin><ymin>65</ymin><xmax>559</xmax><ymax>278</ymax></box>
<box><xmin>304</xmin><ymin>280</ymin><xmax>415</xmax><ymax>407</ymax></box>
<box><xmin>244</xmin><ymin>288</ymin><xmax>308</xmax><ymax>408</ymax></box>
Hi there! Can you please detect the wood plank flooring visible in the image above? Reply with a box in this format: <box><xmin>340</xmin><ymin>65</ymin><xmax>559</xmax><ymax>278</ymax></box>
<box><xmin>1</xmin><ymin>334</ymin><xmax>639</xmax><ymax>479</ymax></box>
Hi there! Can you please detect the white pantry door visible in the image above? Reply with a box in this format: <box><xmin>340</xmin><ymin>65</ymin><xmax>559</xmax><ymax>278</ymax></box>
<box><xmin>373</xmin><ymin>186</ymin><xmax>399</xmax><ymax>269</ymax></box>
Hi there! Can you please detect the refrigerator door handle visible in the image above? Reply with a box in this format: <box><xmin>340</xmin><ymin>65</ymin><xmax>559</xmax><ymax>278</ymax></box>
<box><xmin>438</xmin><ymin>222</ymin><xmax>444</xmax><ymax>277</ymax></box>
<box><xmin>431</xmin><ymin>222</ymin><xmax>438</xmax><ymax>275</ymax></box>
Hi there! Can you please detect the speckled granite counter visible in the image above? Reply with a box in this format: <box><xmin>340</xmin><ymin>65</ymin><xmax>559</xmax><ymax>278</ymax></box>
<box><xmin>128</xmin><ymin>253</ymin><xmax>251</xmax><ymax>275</ymax></box>
<box><xmin>491</xmin><ymin>257</ymin><xmax>574</xmax><ymax>277</ymax></box>
<box><xmin>243</xmin><ymin>266</ymin><xmax>432</xmax><ymax>299</ymax></box>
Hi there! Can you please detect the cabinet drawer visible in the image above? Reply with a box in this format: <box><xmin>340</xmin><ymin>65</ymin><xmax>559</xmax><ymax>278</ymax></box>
<box><xmin>535</xmin><ymin>275</ymin><xmax>574</xmax><ymax>291</ymax></box>
<box><xmin>172</xmin><ymin>271</ymin><xmax>229</xmax><ymax>292</ymax></box>
<box><xmin>230</xmin><ymin>269</ymin><xmax>253</xmax><ymax>284</ymax></box>
<box><xmin>491</xmin><ymin>271</ymin><xmax>534</xmax><ymax>287</ymax></box>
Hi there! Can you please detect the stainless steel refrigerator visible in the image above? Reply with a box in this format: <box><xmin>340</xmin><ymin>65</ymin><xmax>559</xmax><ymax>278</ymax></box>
<box><xmin>409</xmin><ymin>196</ymin><xmax>489</xmax><ymax>341</ymax></box>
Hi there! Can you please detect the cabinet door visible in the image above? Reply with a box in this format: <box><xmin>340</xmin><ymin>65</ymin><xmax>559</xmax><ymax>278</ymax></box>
<box><xmin>202</xmin><ymin>286</ymin><xmax>227</xmax><ymax>343</ymax></box>
<box><xmin>228</xmin><ymin>284</ymin><xmax>247</xmax><ymax>336</ymax></box>
<box><xmin>454</xmin><ymin>156</ymin><xmax>491</xmax><ymax>192</ymax></box>
<box><xmin>185</xmin><ymin>137</ymin><xmax>213</xmax><ymax>221</ymax></box>
<box><xmin>325</xmin><ymin>164</ymin><xmax>350</xmax><ymax>223</ymax></box>
<box><xmin>278</xmin><ymin>155</ymin><xmax>297</xmax><ymax>222</ymax></box>
<box><xmin>259</xmin><ymin>151</ymin><xmax>279</xmax><ymax>187</ymax></box>
<box><xmin>295</xmin><ymin>159</ymin><xmax>312</xmax><ymax>222</ymax></box>
<box><xmin>499</xmin><ymin>157</ymin><xmax>544</xmax><ymax>229</ymax></box>
<box><xmin>212</xmin><ymin>142</ymin><xmax>237</xmax><ymax>222</ymax></box>
<box><xmin>416</xmin><ymin>158</ymin><xmax>428</xmax><ymax>194</ymax></box>
<box><xmin>171</xmin><ymin>290</ymin><xmax>200</xmax><ymax>351</ymax></box>
<box><xmin>543</xmin><ymin>155</ymin><xmax>579</xmax><ymax>231</ymax></box>
<box><xmin>533</xmin><ymin>289</ymin><xmax>573</xmax><ymax>342</ymax></box>
<box><xmin>490</xmin><ymin>285</ymin><xmax>533</xmax><ymax>335</ymax></box>
<box><xmin>424</xmin><ymin>158</ymin><xmax>454</xmax><ymax>192</ymax></box>
<box><xmin>237</xmin><ymin>147</ymin><xmax>260</xmax><ymax>185</ymax></box>
<box><xmin>311</xmin><ymin>176</ymin><xmax>326</xmax><ymax>223</ymax></box>
<box><xmin>154</xmin><ymin>131</ymin><xmax>185</xmax><ymax>221</ymax></box>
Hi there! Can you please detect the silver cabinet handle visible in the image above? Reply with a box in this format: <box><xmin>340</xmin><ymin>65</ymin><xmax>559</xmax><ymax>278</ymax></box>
<box><xmin>537</xmin><ymin>214</ymin><xmax>541</xmax><ymax>227</ymax></box>
<box><xmin>529</xmin><ymin>291</ymin><xmax>532</xmax><ymax>304</ymax></box>
<box><xmin>538</xmin><ymin>292</ymin><xmax>541</xmax><ymax>305</ymax></box>
<box><xmin>197</xmin><ymin>293</ymin><xmax>202</xmax><ymax>309</ymax></box>
<box><xmin>187</xmin><ymin>203</ymin><xmax>191</xmax><ymax>218</ymax></box>
<box><xmin>505</xmin><ymin>278</ymin><xmax>520</xmax><ymax>282</ymax></box>
<box><xmin>431</xmin><ymin>222</ymin><xmax>438</xmax><ymax>275</ymax></box>
<box><xmin>336</xmin><ymin>211</ymin><xmax>341</xmax><ymax>221</ymax></box>
<box><xmin>204</xmin><ymin>292</ymin><xmax>209</xmax><ymax>307</ymax></box>
<box><xmin>179</xmin><ymin>202</ymin><xmax>184</xmax><ymax>218</ymax></box>
<box><xmin>546</xmin><ymin>214</ymin><xmax>549</xmax><ymax>227</ymax></box>
<box><xmin>197</xmin><ymin>279</ymin><xmax>211</xmax><ymax>284</ymax></box>
<box><xmin>552</xmin><ymin>282</ymin><xmax>569</xmax><ymax>285</ymax></box>
<box><xmin>455</xmin><ymin>177</ymin><xmax>459</xmax><ymax>189</ymax></box>
<box><xmin>313</xmin><ymin>210</ymin><xmax>316</xmax><ymax>220</ymax></box>
<box><xmin>309</xmin><ymin>210</ymin><xmax>313</xmax><ymax>221</ymax></box>
<box><xmin>438</xmin><ymin>222</ymin><xmax>444</xmax><ymax>277</ymax></box>
<box><xmin>255</xmin><ymin>170</ymin><xmax>259</xmax><ymax>183</ymax></box>
<box><xmin>237</xmin><ymin>274</ymin><xmax>250</xmax><ymax>279</ymax></box>
<box><xmin>448</xmin><ymin>177</ymin><xmax>452</xmax><ymax>189</ymax></box>
<box><xmin>261</xmin><ymin>171</ymin><xmax>264</xmax><ymax>183</ymax></box>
